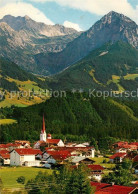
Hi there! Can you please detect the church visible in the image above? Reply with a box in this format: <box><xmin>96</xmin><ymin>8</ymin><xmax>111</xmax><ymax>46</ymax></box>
<box><xmin>34</xmin><ymin>115</ymin><xmax>64</xmax><ymax>149</ymax></box>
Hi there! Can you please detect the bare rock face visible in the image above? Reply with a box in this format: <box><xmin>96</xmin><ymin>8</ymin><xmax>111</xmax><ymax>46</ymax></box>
<box><xmin>0</xmin><ymin>15</ymin><xmax>78</xmax><ymax>37</ymax></box>
<box><xmin>0</xmin><ymin>15</ymin><xmax>80</xmax><ymax>73</ymax></box>
<box><xmin>86</xmin><ymin>11</ymin><xmax>138</xmax><ymax>49</ymax></box>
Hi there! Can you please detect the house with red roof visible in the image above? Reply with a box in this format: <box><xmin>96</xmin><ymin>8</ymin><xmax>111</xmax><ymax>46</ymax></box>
<box><xmin>109</xmin><ymin>153</ymin><xmax>127</xmax><ymax>163</ymax></box>
<box><xmin>46</xmin><ymin>139</ymin><xmax>64</xmax><ymax>147</ymax></box>
<box><xmin>71</xmin><ymin>164</ymin><xmax>104</xmax><ymax>182</ymax></box>
<box><xmin>42</xmin><ymin>150</ymin><xmax>71</xmax><ymax>164</ymax></box>
<box><xmin>88</xmin><ymin>165</ymin><xmax>104</xmax><ymax>182</ymax></box>
<box><xmin>0</xmin><ymin>151</ymin><xmax>10</xmax><ymax>165</ymax></box>
<box><xmin>91</xmin><ymin>182</ymin><xmax>137</xmax><ymax>194</ymax></box>
<box><xmin>113</xmin><ymin>141</ymin><xmax>138</xmax><ymax>153</ymax></box>
<box><xmin>14</xmin><ymin>140</ymin><xmax>31</xmax><ymax>148</ymax></box>
<box><xmin>51</xmin><ymin>146</ymin><xmax>95</xmax><ymax>158</ymax></box>
<box><xmin>0</xmin><ymin>150</ymin><xmax>9</xmax><ymax>155</ymax></box>
<box><xmin>0</xmin><ymin>144</ymin><xmax>8</xmax><ymax>150</ymax></box>
<box><xmin>6</xmin><ymin>143</ymin><xmax>23</xmax><ymax>151</ymax></box>
<box><xmin>10</xmin><ymin>148</ymin><xmax>42</xmax><ymax>166</ymax></box>
<box><xmin>112</xmin><ymin>141</ymin><xmax>128</xmax><ymax>149</ymax></box>
<box><xmin>129</xmin><ymin>142</ymin><xmax>138</xmax><ymax>148</ymax></box>
<box><xmin>34</xmin><ymin>115</ymin><xmax>64</xmax><ymax>149</ymax></box>
<box><xmin>0</xmin><ymin>142</ymin><xmax>29</xmax><ymax>152</ymax></box>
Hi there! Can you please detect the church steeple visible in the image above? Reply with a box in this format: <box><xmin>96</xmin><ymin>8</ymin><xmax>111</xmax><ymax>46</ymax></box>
<box><xmin>42</xmin><ymin>114</ymin><xmax>46</xmax><ymax>133</ymax></box>
<box><xmin>40</xmin><ymin>114</ymin><xmax>47</xmax><ymax>142</ymax></box>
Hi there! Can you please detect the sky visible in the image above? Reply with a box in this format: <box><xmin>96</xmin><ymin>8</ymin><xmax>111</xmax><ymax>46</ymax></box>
<box><xmin>0</xmin><ymin>0</ymin><xmax>137</xmax><ymax>31</ymax></box>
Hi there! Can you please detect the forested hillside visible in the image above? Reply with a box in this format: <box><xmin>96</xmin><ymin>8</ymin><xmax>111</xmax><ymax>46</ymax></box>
<box><xmin>48</xmin><ymin>42</ymin><xmax>138</xmax><ymax>91</ymax></box>
<box><xmin>0</xmin><ymin>57</ymin><xmax>49</xmax><ymax>107</ymax></box>
<box><xmin>0</xmin><ymin>93</ymin><xmax>138</xmax><ymax>144</ymax></box>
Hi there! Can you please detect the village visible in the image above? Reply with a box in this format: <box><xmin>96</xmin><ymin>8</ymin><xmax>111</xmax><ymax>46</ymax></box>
<box><xmin>0</xmin><ymin>115</ymin><xmax>138</xmax><ymax>193</ymax></box>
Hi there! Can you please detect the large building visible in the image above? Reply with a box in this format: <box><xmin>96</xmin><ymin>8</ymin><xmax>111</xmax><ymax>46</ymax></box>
<box><xmin>10</xmin><ymin>148</ymin><xmax>42</xmax><ymax>166</ymax></box>
<box><xmin>34</xmin><ymin>115</ymin><xmax>64</xmax><ymax>149</ymax></box>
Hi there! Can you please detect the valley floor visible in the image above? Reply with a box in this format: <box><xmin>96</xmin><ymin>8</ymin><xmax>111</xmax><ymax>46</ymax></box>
<box><xmin>0</xmin><ymin>157</ymin><xmax>115</xmax><ymax>191</ymax></box>
<box><xmin>0</xmin><ymin>167</ymin><xmax>52</xmax><ymax>193</ymax></box>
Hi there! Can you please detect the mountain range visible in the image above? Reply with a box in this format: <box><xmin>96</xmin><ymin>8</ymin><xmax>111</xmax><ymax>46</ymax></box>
<box><xmin>0</xmin><ymin>15</ymin><xmax>80</xmax><ymax>73</ymax></box>
<box><xmin>0</xmin><ymin>11</ymin><xmax>137</xmax><ymax>76</ymax></box>
<box><xmin>0</xmin><ymin>11</ymin><xmax>138</xmax><ymax>108</ymax></box>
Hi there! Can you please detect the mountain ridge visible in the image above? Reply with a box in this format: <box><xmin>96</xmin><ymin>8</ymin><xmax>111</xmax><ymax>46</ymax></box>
<box><xmin>0</xmin><ymin>15</ymin><xmax>80</xmax><ymax>36</ymax></box>
<box><xmin>0</xmin><ymin>15</ymin><xmax>81</xmax><ymax>73</ymax></box>
<box><xmin>35</xmin><ymin>11</ymin><xmax>138</xmax><ymax>75</ymax></box>
<box><xmin>0</xmin><ymin>11</ymin><xmax>137</xmax><ymax>77</ymax></box>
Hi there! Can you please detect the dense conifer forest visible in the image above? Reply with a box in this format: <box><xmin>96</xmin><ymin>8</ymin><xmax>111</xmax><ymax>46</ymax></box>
<box><xmin>0</xmin><ymin>93</ymin><xmax>138</xmax><ymax>148</ymax></box>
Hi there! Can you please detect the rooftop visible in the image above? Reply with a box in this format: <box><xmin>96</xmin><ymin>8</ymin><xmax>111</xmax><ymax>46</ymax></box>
<box><xmin>13</xmin><ymin>148</ymin><xmax>42</xmax><ymax>156</ymax></box>
<box><xmin>87</xmin><ymin>165</ymin><xmax>104</xmax><ymax>171</ymax></box>
<box><xmin>109</xmin><ymin>153</ymin><xmax>126</xmax><ymax>159</ymax></box>
<box><xmin>91</xmin><ymin>182</ymin><xmax>137</xmax><ymax>194</ymax></box>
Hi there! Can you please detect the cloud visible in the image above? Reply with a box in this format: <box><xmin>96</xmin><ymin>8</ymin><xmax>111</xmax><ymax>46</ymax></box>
<box><xmin>0</xmin><ymin>1</ymin><xmax>54</xmax><ymax>25</ymax></box>
<box><xmin>30</xmin><ymin>0</ymin><xmax>138</xmax><ymax>23</ymax></box>
<box><xmin>63</xmin><ymin>21</ymin><xmax>82</xmax><ymax>31</ymax></box>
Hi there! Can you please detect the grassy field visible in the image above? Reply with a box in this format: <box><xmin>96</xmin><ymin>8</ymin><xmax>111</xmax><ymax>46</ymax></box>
<box><xmin>111</xmin><ymin>75</ymin><xmax>125</xmax><ymax>92</ymax></box>
<box><xmin>124</xmin><ymin>74</ymin><xmax>138</xmax><ymax>80</ymax></box>
<box><xmin>0</xmin><ymin>77</ymin><xmax>49</xmax><ymax>108</ymax></box>
<box><xmin>0</xmin><ymin>119</ymin><xmax>17</xmax><ymax>125</ymax></box>
<box><xmin>0</xmin><ymin>92</ymin><xmax>45</xmax><ymax>108</ymax></box>
<box><xmin>107</xmin><ymin>74</ymin><xmax>138</xmax><ymax>93</ymax></box>
<box><xmin>89</xmin><ymin>69</ymin><xmax>104</xmax><ymax>86</ymax></box>
<box><xmin>92</xmin><ymin>157</ymin><xmax>116</xmax><ymax>177</ymax></box>
<box><xmin>0</xmin><ymin>167</ymin><xmax>53</xmax><ymax>190</ymax></box>
<box><xmin>0</xmin><ymin>159</ymin><xmax>114</xmax><ymax>192</ymax></box>
<box><xmin>6</xmin><ymin>78</ymin><xmax>41</xmax><ymax>91</ymax></box>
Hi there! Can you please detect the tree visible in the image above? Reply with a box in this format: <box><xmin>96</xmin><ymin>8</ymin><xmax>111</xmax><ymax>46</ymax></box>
<box><xmin>90</xmin><ymin>137</ymin><xmax>98</xmax><ymax>151</ymax></box>
<box><xmin>25</xmin><ymin>164</ymin><xmax>93</xmax><ymax>194</ymax></box>
<box><xmin>16</xmin><ymin>176</ymin><xmax>25</xmax><ymax>184</ymax></box>
<box><xmin>105</xmin><ymin>165</ymin><xmax>134</xmax><ymax>186</ymax></box>
<box><xmin>66</xmin><ymin>164</ymin><xmax>93</xmax><ymax>194</ymax></box>
<box><xmin>122</xmin><ymin>159</ymin><xmax>132</xmax><ymax>170</ymax></box>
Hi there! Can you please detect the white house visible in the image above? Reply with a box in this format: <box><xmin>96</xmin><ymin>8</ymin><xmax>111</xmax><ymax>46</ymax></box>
<box><xmin>74</xmin><ymin>164</ymin><xmax>104</xmax><ymax>182</ymax></box>
<box><xmin>109</xmin><ymin>153</ymin><xmax>127</xmax><ymax>163</ymax></box>
<box><xmin>10</xmin><ymin>148</ymin><xmax>42</xmax><ymax>166</ymax></box>
<box><xmin>46</xmin><ymin>139</ymin><xmax>64</xmax><ymax>147</ymax></box>
<box><xmin>0</xmin><ymin>153</ymin><xmax>10</xmax><ymax>165</ymax></box>
<box><xmin>88</xmin><ymin>165</ymin><xmax>104</xmax><ymax>182</ymax></box>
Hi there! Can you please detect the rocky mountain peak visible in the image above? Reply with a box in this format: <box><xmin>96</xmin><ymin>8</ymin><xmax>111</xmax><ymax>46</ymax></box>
<box><xmin>100</xmin><ymin>11</ymin><xmax>136</xmax><ymax>26</ymax></box>
<box><xmin>86</xmin><ymin>11</ymin><xmax>137</xmax><ymax>48</ymax></box>
<box><xmin>107</xmin><ymin>11</ymin><xmax>122</xmax><ymax>16</ymax></box>
<box><xmin>24</xmin><ymin>15</ymin><xmax>31</xmax><ymax>20</ymax></box>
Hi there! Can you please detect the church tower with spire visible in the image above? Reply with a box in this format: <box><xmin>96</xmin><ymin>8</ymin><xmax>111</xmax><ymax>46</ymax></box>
<box><xmin>40</xmin><ymin>115</ymin><xmax>47</xmax><ymax>142</ymax></box>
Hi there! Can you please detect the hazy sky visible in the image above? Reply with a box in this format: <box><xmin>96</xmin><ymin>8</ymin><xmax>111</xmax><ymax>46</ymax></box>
<box><xmin>0</xmin><ymin>0</ymin><xmax>137</xmax><ymax>31</ymax></box>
